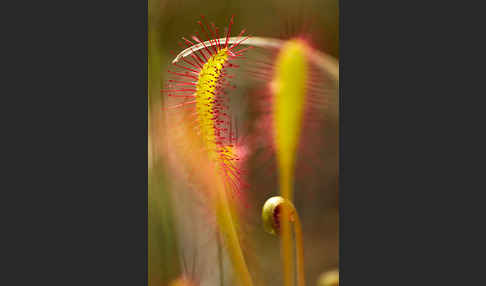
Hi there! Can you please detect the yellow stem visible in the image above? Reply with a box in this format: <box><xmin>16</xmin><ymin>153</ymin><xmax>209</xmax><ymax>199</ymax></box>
<box><xmin>280</xmin><ymin>166</ymin><xmax>294</xmax><ymax>286</ymax></box>
<box><xmin>279</xmin><ymin>170</ymin><xmax>306</xmax><ymax>286</ymax></box>
<box><xmin>215</xmin><ymin>184</ymin><xmax>253</xmax><ymax>286</ymax></box>
<box><xmin>294</xmin><ymin>211</ymin><xmax>305</xmax><ymax>286</ymax></box>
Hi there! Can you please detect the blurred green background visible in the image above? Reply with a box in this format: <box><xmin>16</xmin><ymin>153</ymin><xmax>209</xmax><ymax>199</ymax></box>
<box><xmin>149</xmin><ymin>1</ymin><xmax>339</xmax><ymax>285</ymax></box>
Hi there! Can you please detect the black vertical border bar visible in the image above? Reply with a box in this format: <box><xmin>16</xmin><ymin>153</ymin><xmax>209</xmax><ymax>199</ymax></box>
<box><xmin>340</xmin><ymin>0</ymin><xmax>419</xmax><ymax>284</ymax></box>
<box><xmin>4</xmin><ymin>0</ymin><xmax>148</xmax><ymax>283</ymax></box>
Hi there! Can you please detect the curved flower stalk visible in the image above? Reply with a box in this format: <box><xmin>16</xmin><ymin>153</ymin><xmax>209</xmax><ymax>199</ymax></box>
<box><xmin>262</xmin><ymin>196</ymin><xmax>305</xmax><ymax>286</ymax></box>
<box><xmin>164</xmin><ymin>16</ymin><xmax>253</xmax><ymax>286</ymax></box>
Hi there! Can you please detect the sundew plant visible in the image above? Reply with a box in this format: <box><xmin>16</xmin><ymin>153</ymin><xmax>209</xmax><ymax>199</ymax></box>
<box><xmin>150</xmin><ymin>3</ymin><xmax>339</xmax><ymax>286</ymax></box>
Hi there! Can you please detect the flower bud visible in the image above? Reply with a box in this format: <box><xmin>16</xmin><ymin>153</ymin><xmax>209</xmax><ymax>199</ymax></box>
<box><xmin>262</xmin><ymin>196</ymin><xmax>296</xmax><ymax>235</ymax></box>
